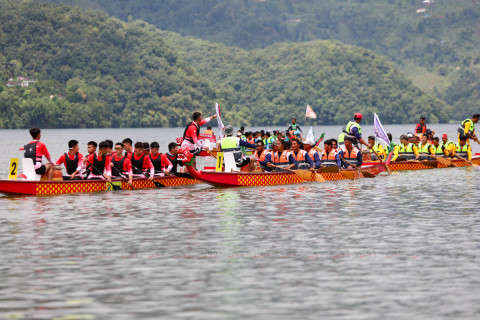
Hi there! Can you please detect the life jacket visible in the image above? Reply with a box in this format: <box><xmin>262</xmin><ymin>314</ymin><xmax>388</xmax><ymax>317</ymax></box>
<box><xmin>273</xmin><ymin>150</ymin><xmax>291</xmax><ymax>168</ymax></box>
<box><xmin>416</xmin><ymin>123</ymin><xmax>426</xmax><ymax>134</ymax></box>
<box><xmin>90</xmin><ymin>153</ymin><xmax>106</xmax><ymax>175</ymax></box>
<box><xmin>204</xmin><ymin>129</ymin><xmax>214</xmax><ymax>135</ymax></box>
<box><xmin>432</xmin><ymin>144</ymin><xmax>445</xmax><ymax>156</ymax></box>
<box><xmin>24</xmin><ymin>141</ymin><xmax>40</xmax><ymax>165</ymax></box>
<box><xmin>456</xmin><ymin>143</ymin><xmax>469</xmax><ymax>158</ymax></box>
<box><xmin>341</xmin><ymin>146</ymin><xmax>360</xmax><ymax>166</ymax></box>
<box><xmin>321</xmin><ymin>149</ymin><xmax>338</xmax><ymax>167</ymax></box>
<box><xmin>400</xmin><ymin>143</ymin><xmax>416</xmax><ymax>160</ymax></box>
<box><xmin>293</xmin><ymin>150</ymin><xmax>310</xmax><ymax>170</ymax></box>
<box><xmin>166</xmin><ymin>153</ymin><xmax>180</xmax><ymax>173</ymax></box>
<box><xmin>370</xmin><ymin>142</ymin><xmax>382</xmax><ymax>160</ymax></box>
<box><xmin>372</xmin><ymin>142</ymin><xmax>382</xmax><ymax>153</ymax></box>
<box><xmin>64</xmin><ymin>152</ymin><xmax>79</xmax><ymax>175</ymax></box>
<box><xmin>183</xmin><ymin>121</ymin><xmax>200</xmax><ymax>143</ymax></box>
<box><xmin>130</xmin><ymin>154</ymin><xmax>146</xmax><ymax>174</ymax></box>
<box><xmin>111</xmin><ymin>155</ymin><xmax>126</xmax><ymax>176</ymax></box>
<box><xmin>419</xmin><ymin>143</ymin><xmax>432</xmax><ymax>154</ymax></box>
<box><xmin>255</xmin><ymin>149</ymin><xmax>269</xmax><ymax>162</ymax></box>
<box><xmin>290</xmin><ymin>123</ymin><xmax>298</xmax><ymax>131</ymax></box>
<box><xmin>458</xmin><ymin>118</ymin><xmax>475</xmax><ymax>137</ymax></box>
<box><xmin>149</xmin><ymin>153</ymin><xmax>163</xmax><ymax>172</ymax></box>
<box><xmin>339</xmin><ymin>121</ymin><xmax>361</xmax><ymax>143</ymax></box>
<box><xmin>221</xmin><ymin>136</ymin><xmax>243</xmax><ymax>162</ymax></box>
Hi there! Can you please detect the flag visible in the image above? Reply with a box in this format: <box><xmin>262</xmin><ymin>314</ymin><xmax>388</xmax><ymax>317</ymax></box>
<box><xmin>215</xmin><ymin>102</ymin><xmax>224</xmax><ymax>139</ymax></box>
<box><xmin>373</xmin><ymin>113</ymin><xmax>390</xmax><ymax>145</ymax></box>
<box><xmin>305</xmin><ymin>105</ymin><xmax>317</xmax><ymax>119</ymax></box>
<box><xmin>304</xmin><ymin>127</ymin><xmax>315</xmax><ymax>145</ymax></box>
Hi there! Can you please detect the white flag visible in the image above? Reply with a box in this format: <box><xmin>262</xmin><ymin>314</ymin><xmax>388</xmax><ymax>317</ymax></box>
<box><xmin>215</xmin><ymin>102</ymin><xmax>224</xmax><ymax>139</ymax></box>
<box><xmin>373</xmin><ymin>113</ymin><xmax>390</xmax><ymax>145</ymax></box>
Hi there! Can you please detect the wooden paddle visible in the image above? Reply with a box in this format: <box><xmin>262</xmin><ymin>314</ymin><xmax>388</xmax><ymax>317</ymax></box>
<box><xmin>454</xmin><ymin>154</ymin><xmax>479</xmax><ymax>167</ymax></box>
<box><xmin>269</xmin><ymin>164</ymin><xmax>324</xmax><ymax>182</ymax></box>
<box><xmin>208</xmin><ymin>150</ymin><xmax>217</xmax><ymax>159</ymax></box>
<box><xmin>407</xmin><ymin>159</ymin><xmax>438</xmax><ymax>168</ymax></box>
<box><xmin>85</xmin><ymin>159</ymin><xmax>121</xmax><ymax>191</ymax></box>
<box><xmin>130</xmin><ymin>164</ymin><xmax>165</xmax><ymax>188</ymax></box>
<box><xmin>340</xmin><ymin>156</ymin><xmax>375</xmax><ymax>178</ymax></box>
<box><xmin>339</xmin><ymin>170</ymin><xmax>356</xmax><ymax>180</ymax></box>
<box><xmin>110</xmin><ymin>165</ymin><xmax>135</xmax><ymax>189</ymax></box>
<box><xmin>419</xmin><ymin>152</ymin><xmax>452</xmax><ymax>166</ymax></box>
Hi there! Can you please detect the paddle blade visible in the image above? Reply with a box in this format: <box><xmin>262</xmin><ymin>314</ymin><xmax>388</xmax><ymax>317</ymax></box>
<box><xmin>340</xmin><ymin>170</ymin><xmax>355</xmax><ymax>180</ymax></box>
<box><xmin>420</xmin><ymin>160</ymin><xmax>438</xmax><ymax>168</ymax></box>
<box><xmin>436</xmin><ymin>157</ymin><xmax>452</xmax><ymax>167</ymax></box>
<box><xmin>294</xmin><ymin>170</ymin><xmax>314</xmax><ymax>181</ymax></box>
<box><xmin>315</xmin><ymin>172</ymin><xmax>325</xmax><ymax>183</ymax></box>
<box><xmin>153</xmin><ymin>181</ymin><xmax>165</xmax><ymax>188</ymax></box>
<box><xmin>360</xmin><ymin>170</ymin><xmax>376</xmax><ymax>178</ymax></box>
<box><xmin>113</xmin><ymin>184</ymin><xmax>122</xmax><ymax>191</ymax></box>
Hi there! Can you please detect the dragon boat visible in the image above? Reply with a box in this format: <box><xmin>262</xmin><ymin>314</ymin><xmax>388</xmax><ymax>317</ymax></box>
<box><xmin>363</xmin><ymin>156</ymin><xmax>480</xmax><ymax>171</ymax></box>
<box><xmin>185</xmin><ymin>163</ymin><xmax>389</xmax><ymax>188</ymax></box>
<box><xmin>0</xmin><ymin>175</ymin><xmax>200</xmax><ymax>196</ymax></box>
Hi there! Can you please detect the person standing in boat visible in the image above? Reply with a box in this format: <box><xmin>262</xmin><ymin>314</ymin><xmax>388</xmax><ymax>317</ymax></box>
<box><xmin>220</xmin><ymin>125</ymin><xmax>256</xmax><ymax>171</ymax></box>
<box><xmin>338</xmin><ymin>113</ymin><xmax>371</xmax><ymax>149</ymax></box>
<box><xmin>321</xmin><ymin>139</ymin><xmax>342</xmax><ymax>169</ymax></box>
<box><xmin>339</xmin><ymin>137</ymin><xmax>363</xmax><ymax>169</ymax></box>
<box><xmin>291</xmin><ymin>139</ymin><xmax>314</xmax><ymax>170</ymax></box>
<box><xmin>254</xmin><ymin>140</ymin><xmax>272</xmax><ymax>172</ymax></box>
<box><xmin>111</xmin><ymin>142</ymin><xmax>133</xmax><ymax>184</ymax></box>
<box><xmin>149</xmin><ymin>142</ymin><xmax>173</xmax><ymax>176</ymax></box>
<box><xmin>457</xmin><ymin>114</ymin><xmax>480</xmax><ymax>146</ymax></box>
<box><xmin>85</xmin><ymin>141</ymin><xmax>112</xmax><ymax>181</ymax></box>
<box><xmin>24</xmin><ymin>128</ymin><xmax>54</xmax><ymax>180</ymax></box>
<box><xmin>415</xmin><ymin>116</ymin><xmax>427</xmax><ymax>136</ymax></box>
<box><xmin>55</xmin><ymin>140</ymin><xmax>83</xmax><ymax>180</ymax></box>
<box><xmin>181</xmin><ymin>111</ymin><xmax>217</xmax><ymax>153</ymax></box>
<box><xmin>287</xmin><ymin>117</ymin><xmax>302</xmax><ymax>134</ymax></box>
<box><xmin>268</xmin><ymin>139</ymin><xmax>296</xmax><ymax>172</ymax></box>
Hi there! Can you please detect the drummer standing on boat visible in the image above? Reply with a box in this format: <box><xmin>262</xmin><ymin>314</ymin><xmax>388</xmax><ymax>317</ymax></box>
<box><xmin>287</xmin><ymin>117</ymin><xmax>302</xmax><ymax>133</ymax></box>
<box><xmin>181</xmin><ymin>111</ymin><xmax>217</xmax><ymax>153</ymax></box>
<box><xmin>457</xmin><ymin>114</ymin><xmax>480</xmax><ymax>146</ymax></box>
<box><xmin>24</xmin><ymin>128</ymin><xmax>54</xmax><ymax>180</ymax></box>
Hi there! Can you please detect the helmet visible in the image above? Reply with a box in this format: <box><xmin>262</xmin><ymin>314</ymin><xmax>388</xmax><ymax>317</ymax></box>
<box><xmin>407</xmin><ymin>132</ymin><xmax>414</xmax><ymax>138</ymax></box>
<box><xmin>354</xmin><ymin>113</ymin><xmax>363</xmax><ymax>120</ymax></box>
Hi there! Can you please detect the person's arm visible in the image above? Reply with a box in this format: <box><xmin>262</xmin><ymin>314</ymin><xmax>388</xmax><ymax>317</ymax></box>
<box><xmin>313</xmin><ymin>152</ymin><xmax>321</xmax><ymax>169</ymax></box>
<box><xmin>304</xmin><ymin>152</ymin><xmax>314</xmax><ymax>168</ymax></box>
<box><xmin>286</xmin><ymin>153</ymin><xmax>297</xmax><ymax>170</ymax></box>
<box><xmin>55</xmin><ymin>154</ymin><xmax>65</xmax><ymax>166</ymax></box>
<box><xmin>468</xmin><ymin>146</ymin><xmax>472</xmax><ymax>161</ymax></box>
<box><xmin>297</xmin><ymin>125</ymin><xmax>302</xmax><ymax>133</ymax></box>
<box><xmin>391</xmin><ymin>146</ymin><xmax>399</xmax><ymax>162</ymax></box>
<box><xmin>198</xmin><ymin>115</ymin><xmax>217</xmax><ymax>126</ymax></box>
<box><xmin>259</xmin><ymin>153</ymin><xmax>272</xmax><ymax>170</ymax></box>
<box><xmin>40</xmin><ymin>143</ymin><xmax>53</xmax><ymax>163</ymax></box>
<box><xmin>413</xmin><ymin>146</ymin><xmax>420</xmax><ymax>159</ymax></box>
<box><xmin>464</xmin><ymin>122</ymin><xmax>479</xmax><ymax>143</ymax></box>
<box><xmin>429</xmin><ymin>145</ymin><xmax>435</xmax><ymax>156</ymax></box>
<box><xmin>162</xmin><ymin>154</ymin><xmax>173</xmax><ymax>173</ymax></box>
<box><xmin>357</xmin><ymin>150</ymin><xmax>363</xmax><ymax>167</ymax></box>
<box><xmin>352</xmin><ymin>127</ymin><xmax>370</xmax><ymax>148</ymax></box>
<box><xmin>239</xmin><ymin>140</ymin><xmax>256</xmax><ymax>149</ymax></box>
<box><xmin>378</xmin><ymin>144</ymin><xmax>385</xmax><ymax>159</ymax></box>
<box><xmin>335</xmin><ymin>153</ymin><xmax>342</xmax><ymax>169</ymax></box>
<box><xmin>144</xmin><ymin>157</ymin><xmax>154</xmax><ymax>179</ymax></box>
<box><xmin>124</xmin><ymin>159</ymin><xmax>133</xmax><ymax>184</ymax></box>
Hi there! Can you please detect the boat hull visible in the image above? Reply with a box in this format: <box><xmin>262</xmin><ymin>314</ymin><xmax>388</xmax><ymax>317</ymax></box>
<box><xmin>0</xmin><ymin>176</ymin><xmax>200</xmax><ymax>196</ymax></box>
<box><xmin>363</xmin><ymin>156</ymin><xmax>480</xmax><ymax>171</ymax></box>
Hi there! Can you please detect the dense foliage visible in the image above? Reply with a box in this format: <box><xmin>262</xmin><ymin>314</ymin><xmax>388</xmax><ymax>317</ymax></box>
<box><xmin>0</xmin><ymin>0</ymin><xmax>215</xmax><ymax>128</ymax></box>
<box><xmin>40</xmin><ymin>0</ymin><xmax>480</xmax><ymax>120</ymax></box>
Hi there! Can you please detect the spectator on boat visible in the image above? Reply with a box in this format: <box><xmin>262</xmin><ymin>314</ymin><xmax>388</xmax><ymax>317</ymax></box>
<box><xmin>418</xmin><ymin>134</ymin><xmax>434</xmax><ymax>160</ymax></box>
<box><xmin>339</xmin><ymin>137</ymin><xmax>362</xmax><ymax>169</ymax></box>
<box><xmin>368</xmin><ymin>136</ymin><xmax>385</xmax><ymax>161</ymax></box>
<box><xmin>291</xmin><ymin>139</ymin><xmax>314</xmax><ymax>170</ymax></box>
<box><xmin>254</xmin><ymin>140</ymin><xmax>272</xmax><ymax>172</ymax></box>
<box><xmin>24</xmin><ymin>127</ymin><xmax>54</xmax><ymax>180</ymax></box>
<box><xmin>321</xmin><ymin>139</ymin><xmax>342</xmax><ymax>169</ymax></box>
<box><xmin>55</xmin><ymin>139</ymin><xmax>83</xmax><ymax>180</ymax></box>
<box><xmin>166</xmin><ymin>142</ymin><xmax>187</xmax><ymax>174</ymax></box>
<box><xmin>111</xmin><ymin>142</ymin><xmax>133</xmax><ymax>184</ymax></box>
<box><xmin>338</xmin><ymin>113</ymin><xmax>371</xmax><ymax>149</ymax></box>
<box><xmin>122</xmin><ymin>138</ymin><xmax>133</xmax><ymax>157</ymax></box>
<box><xmin>220</xmin><ymin>125</ymin><xmax>256</xmax><ymax>171</ymax></box>
<box><xmin>303</xmin><ymin>138</ymin><xmax>321</xmax><ymax>169</ymax></box>
<box><xmin>457</xmin><ymin>114</ymin><xmax>480</xmax><ymax>146</ymax></box>
<box><xmin>268</xmin><ymin>139</ymin><xmax>296</xmax><ymax>171</ymax></box>
<box><xmin>399</xmin><ymin>135</ymin><xmax>419</xmax><ymax>160</ymax></box>
<box><xmin>441</xmin><ymin>134</ymin><xmax>455</xmax><ymax>157</ymax></box>
<box><xmin>86</xmin><ymin>141</ymin><xmax>112</xmax><ymax>181</ymax></box>
<box><xmin>129</xmin><ymin>142</ymin><xmax>154</xmax><ymax>180</ymax></box>
<box><xmin>204</xmin><ymin>126</ymin><xmax>214</xmax><ymax>135</ymax></box>
<box><xmin>287</xmin><ymin>117</ymin><xmax>302</xmax><ymax>133</ymax></box>
<box><xmin>454</xmin><ymin>136</ymin><xmax>472</xmax><ymax>161</ymax></box>
<box><xmin>149</xmin><ymin>142</ymin><xmax>172</xmax><ymax>176</ymax></box>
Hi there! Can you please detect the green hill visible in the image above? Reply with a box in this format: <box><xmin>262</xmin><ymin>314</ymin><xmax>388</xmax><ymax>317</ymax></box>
<box><xmin>39</xmin><ymin>0</ymin><xmax>480</xmax><ymax>120</ymax></box>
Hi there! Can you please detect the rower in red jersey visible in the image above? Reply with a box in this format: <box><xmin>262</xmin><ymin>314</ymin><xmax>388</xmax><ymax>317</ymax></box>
<box><xmin>130</xmin><ymin>142</ymin><xmax>154</xmax><ymax>180</ymax></box>
<box><xmin>181</xmin><ymin>111</ymin><xmax>217</xmax><ymax>152</ymax></box>
<box><xmin>85</xmin><ymin>141</ymin><xmax>112</xmax><ymax>181</ymax></box>
<box><xmin>122</xmin><ymin>138</ymin><xmax>133</xmax><ymax>158</ymax></box>
<box><xmin>149</xmin><ymin>142</ymin><xmax>173</xmax><ymax>176</ymax></box>
<box><xmin>111</xmin><ymin>142</ymin><xmax>133</xmax><ymax>184</ymax></box>
<box><xmin>24</xmin><ymin>127</ymin><xmax>54</xmax><ymax>180</ymax></box>
<box><xmin>55</xmin><ymin>139</ymin><xmax>84</xmax><ymax>180</ymax></box>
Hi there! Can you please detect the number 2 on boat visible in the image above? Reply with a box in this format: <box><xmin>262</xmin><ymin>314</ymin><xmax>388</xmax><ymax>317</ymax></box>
<box><xmin>9</xmin><ymin>158</ymin><xmax>18</xmax><ymax>180</ymax></box>
<box><xmin>216</xmin><ymin>152</ymin><xmax>224</xmax><ymax>172</ymax></box>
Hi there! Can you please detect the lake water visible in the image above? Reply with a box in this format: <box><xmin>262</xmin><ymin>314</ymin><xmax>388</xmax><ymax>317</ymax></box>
<box><xmin>0</xmin><ymin>124</ymin><xmax>479</xmax><ymax>319</ymax></box>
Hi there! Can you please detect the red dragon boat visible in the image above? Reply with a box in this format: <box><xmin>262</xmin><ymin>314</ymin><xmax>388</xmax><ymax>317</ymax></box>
<box><xmin>0</xmin><ymin>176</ymin><xmax>200</xmax><ymax>196</ymax></box>
<box><xmin>363</xmin><ymin>156</ymin><xmax>480</xmax><ymax>171</ymax></box>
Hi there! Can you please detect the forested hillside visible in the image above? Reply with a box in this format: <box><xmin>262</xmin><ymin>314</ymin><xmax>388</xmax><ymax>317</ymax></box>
<box><xmin>160</xmin><ymin>31</ymin><xmax>450</xmax><ymax>126</ymax></box>
<box><xmin>40</xmin><ymin>0</ymin><xmax>480</xmax><ymax>120</ymax></box>
<box><xmin>0</xmin><ymin>0</ymin><xmax>215</xmax><ymax>128</ymax></box>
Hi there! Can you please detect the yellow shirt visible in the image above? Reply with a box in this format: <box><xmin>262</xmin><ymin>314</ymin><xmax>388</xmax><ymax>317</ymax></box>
<box><xmin>453</xmin><ymin>144</ymin><xmax>472</xmax><ymax>161</ymax></box>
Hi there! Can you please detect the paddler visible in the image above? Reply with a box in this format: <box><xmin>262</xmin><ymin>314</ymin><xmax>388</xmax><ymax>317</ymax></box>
<box><xmin>166</xmin><ymin>142</ymin><xmax>187</xmax><ymax>174</ymax></box>
<box><xmin>130</xmin><ymin>142</ymin><xmax>154</xmax><ymax>179</ymax></box>
<box><xmin>181</xmin><ymin>111</ymin><xmax>217</xmax><ymax>153</ymax></box>
<box><xmin>254</xmin><ymin>140</ymin><xmax>273</xmax><ymax>172</ymax></box>
<box><xmin>267</xmin><ymin>139</ymin><xmax>296</xmax><ymax>171</ymax></box>
<box><xmin>418</xmin><ymin>134</ymin><xmax>434</xmax><ymax>160</ymax></box>
<box><xmin>55</xmin><ymin>139</ymin><xmax>83</xmax><ymax>180</ymax></box>
<box><xmin>287</xmin><ymin>117</ymin><xmax>302</xmax><ymax>133</ymax></box>
<box><xmin>220</xmin><ymin>125</ymin><xmax>256</xmax><ymax>171</ymax></box>
<box><xmin>386</xmin><ymin>133</ymin><xmax>401</xmax><ymax>162</ymax></box>
<box><xmin>441</xmin><ymin>134</ymin><xmax>455</xmax><ymax>157</ymax></box>
<box><xmin>111</xmin><ymin>142</ymin><xmax>133</xmax><ymax>184</ymax></box>
<box><xmin>291</xmin><ymin>139</ymin><xmax>314</xmax><ymax>170</ymax></box>
<box><xmin>149</xmin><ymin>142</ymin><xmax>173</xmax><ymax>176</ymax></box>
<box><xmin>122</xmin><ymin>138</ymin><xmax>133</xmax><ymax>157</ymax></box>
<box><xmin>338</xmin><ymin>113</ymin><xmax>371</xmax><ymax>149</ymax></box>
<box><xmin>454</xmin><ymin>136</ymin><xmax>472</xmax><ymax>161</ymax></box>
<box><xmin>105</xmin><ymin>140</ymin><xmax>114</xmax><ymax>156</ymax></box>
<box><xmin>399</xmin><ymin>135</ymin><xmax>419</xmax><ymax>160</ymax></box>
<box><xmin>87</xmin><ymin>141</ymin><xmax>97</xmax><ymax>155</ymax></box>
<box><xmin>431</xmin><ymin>137</ymin><xmax>447</xmax><ymax>158</ymax></box>
<box><xmin>85</xmin><ymin>141</ymin><xmax>112</xmax><ymax>181</ymax></box>
<box><xmin>457</xmin><ymin>114</ymin><xmax>480</xmax><ymax>146</ymax></box>
<box><xmin>339</xmin><ymin>137</ymin><xmax>363</xmax><ymax>169</ymax></box>
<box><xmin>321</xmin><ymin>139</ymin><xmax>342</xmax><ymax>169</ymax></box>
<box><xmin>303</xmin><ymin>137</ymin><xmax>321</xmax><ymax>169</ymax></box>
<box><xmin>143</xmin><ymin>142</ymin><xmax>150</xmax><ymax>156</ymax></box>
<box><xmin>368</xmin><ymin>136</ymin><xmax>385</xmax><ymax>161</ymax></box>
<box><xmin>24</xmin><ymin>128</ymin><xmax>54</xmax><ymax>180</ymax></box>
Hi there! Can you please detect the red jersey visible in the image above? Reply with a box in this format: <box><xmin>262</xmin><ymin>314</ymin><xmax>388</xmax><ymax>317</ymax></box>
<box><xmin>56</xmin><ymin>152</ymin><xmax>84</xmax><ymax>173</ymax></box>
<box><xmin>111</xmin><ymin>154</ymin><xmax>133</xmax><ymax>175</ymax></box>
<box><xmin>149</xmin><ymin>153</ymin><xmax>173</xmax><ymax>171</ymax></box>
<box><xmin>86</xmin><ymin>153</ymin><xmax>111</xmax><ymax>178</ymax></box>
<box><xmin>27</xmin><ymin>140</ymin><xmax>53</xmax><ymax>169</ymax></box>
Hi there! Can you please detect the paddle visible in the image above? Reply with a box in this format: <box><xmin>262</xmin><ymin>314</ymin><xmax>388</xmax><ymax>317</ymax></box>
<box><xmin>340</xmin><ymin>156</ymin><xmax>375</xmax><ymax>178</ymax></box>
<box><xmin>85</xmin><ymin>159</ymin><xmax>122</xmax><ymax>191</ymax></box>
<box><xmin>269</xmin><ymin>164</ymin><xmax>324</xmax><ymax>183</ymax></box>
<box><xmin>339</xmin><ymin>170</ymin><xmax>356</xmax><ymax>180</ymax></box>
<box><xmin>454</xmin><ymin>154</ymin><xmax>479</xmax><ymax>167</ymax></box>
<box><xmin>130</xmin><ymin>164</ymin><xmax>165</xmax><ymax>188</ymax></box>
<box><xmin>316</xmin><ymin>166</ymin><xmax>340</xmax><ymax>173</ymax></box>
<box><xmin>419</xmin><ymin>152</ymin><xmax>452</xmax><ymax>166</ymax></box>
<box><xmin>110</xmin><ymin>165</ymin><xmax>135</xmax><ymax>189</ymax></box>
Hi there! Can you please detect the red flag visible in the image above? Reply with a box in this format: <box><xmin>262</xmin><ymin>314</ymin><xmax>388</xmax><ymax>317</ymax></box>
<box><xmin>305</xmin><ymin>105</ymin><xmax>317</xmax><ymax>119</ymax></box>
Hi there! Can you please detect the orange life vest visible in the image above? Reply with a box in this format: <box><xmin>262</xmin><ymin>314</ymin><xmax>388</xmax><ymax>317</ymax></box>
<box><xmin>322</xmin><ymin>149</ymin><xmax>337</xmax><ymax>166</ymax></box>
<box><xmin>273</xmin><ymin>150</ymin><xmax>291</xmax><ymax>167</ymax></box>
<box><xmin>255</xmin><ymin>149</ymin><xmax>269</xmax><ymax>162</ymax></box>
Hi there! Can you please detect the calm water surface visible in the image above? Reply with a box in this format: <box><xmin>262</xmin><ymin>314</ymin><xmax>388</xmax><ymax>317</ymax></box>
<box><xmin>0</xmin><ymin>125</ymin><xmax>479</xmax><ymax>319</ymax></box>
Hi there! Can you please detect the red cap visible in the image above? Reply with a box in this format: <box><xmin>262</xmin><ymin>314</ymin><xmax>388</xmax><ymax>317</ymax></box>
<box><xmin>354</xmin><ymin>113</ymin><xmax>363</xmax><ymax>120</ymax></box>
<box><xmin>442</xmin><ymin>134</ymin><xmax>448</xmax><ymax>138</ymax></box>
